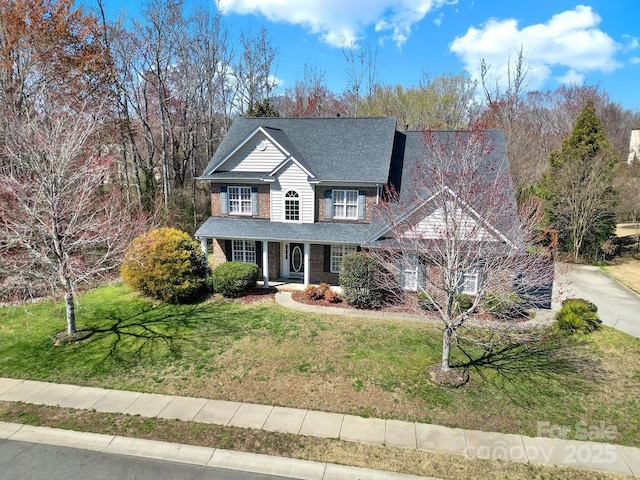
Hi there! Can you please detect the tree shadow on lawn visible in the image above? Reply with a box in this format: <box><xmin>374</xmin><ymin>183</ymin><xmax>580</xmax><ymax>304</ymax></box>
<box><xmin>61</xmin><ymin>301</ymin><xmax>249</xmax><ymax>374</ymax></box>
<box><xmin>453</xmin><ymin>328</ymin><xmax>604</xmax><ymax>405</ymax></box>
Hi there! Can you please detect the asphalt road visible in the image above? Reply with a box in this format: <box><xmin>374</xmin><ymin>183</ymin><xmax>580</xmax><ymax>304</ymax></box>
<box><xmin>0</xmin><ymin>440</ymin><xmax>291</xmax><ymax>480</ymax></box>
<box><xmin>556</xmin><ymin>264</ymin><xmax>640</xmax><ymax>339</ymax></box>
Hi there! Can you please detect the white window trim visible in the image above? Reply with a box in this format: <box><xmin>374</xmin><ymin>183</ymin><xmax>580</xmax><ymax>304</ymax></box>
<box><xmin>460</xmin><ymin>267</ymin><xmax>479</xmax><ymax>295</ymax></box>
<box><xmin>228</xmin><ymin>186</ymin><xmax>252</xmax><ymax>215</ymax></box>
<box><xmin>330</xmin><ymin>244</ymin><xmax>357</xmax><ymax>273</ymax></box>
<box><xmin>232</xmin><ymin>240</ymin><xmax>256</xmax><ymax>263</ymax></box>
<box><xmin>332</xmin><ymin>189</ymin><xmax>359</xmax><ymax>219</ymax></box>
<box><xmin>282</xmin><ymin>189</ymin><xmax>302</xmax><ymax>223</ymax></box>
<box><xmin>401</xmin><ymin>254</ymin><xmax>419</xmax><ymax>291</ymax></box>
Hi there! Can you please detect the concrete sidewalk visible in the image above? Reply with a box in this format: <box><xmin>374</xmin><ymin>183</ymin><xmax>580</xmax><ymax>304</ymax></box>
<box><xmin>1</xmin><ymin>377</ymin><xmax>638</xmax><ymax>477</ymax></box>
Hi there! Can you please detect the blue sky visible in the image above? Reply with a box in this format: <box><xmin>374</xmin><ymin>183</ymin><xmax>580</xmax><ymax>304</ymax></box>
<box><xmin>94</xmin><ymin>0</ymin><xmax>640</xmax><ymax>111</ymax></box>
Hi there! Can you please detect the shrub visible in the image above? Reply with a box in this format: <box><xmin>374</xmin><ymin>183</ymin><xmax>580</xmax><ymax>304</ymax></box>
<box><xmin>211</xmin><ymin>261</ymin><xmax>259</xmax><ymax>297</ymax></box>
<box><xmin>324</xmin><ymin>289</ymin><xmax>341</xmax><ymax>303</ymax></box>
<box><xmin>339</xmin><ymin>252</ymin><xmax>398</xmax><ymax>309</ymax></box>
<box><xmin>555</xmin><ymin>297</ymin><xmax>601</xmax><ymax>333</ymax></box>
<box><xmin>121</xmin><ymin>228</ymin><xmax>207</xmax><ymax>303</ymax></box>
<box><xmin>318</xmin><ymin>282</ymin><xmax>331</xmax><ymax>297</ymax></box>
<box><xmin>205</xmin><ymin>276</ymin><xmax>216</xmax><ymax>293</ymax></box>
<box><xmin>561</xmin><ymin>298</ymin><xmax>597</xmax><ymax>312</ymax></box>
<box><xmin>417</xmin><ymin>292</ymin><xmax>438</xmax><ymax>312</ymax></box>
<box><xmin>304</xmin><ymin>285</ymin><xmax>323</xmax><ymax>300</ymax></box>
<box><xmin>455</xmin><ymin>293</ymin><xmax>474</xmax><ymax>314</ymax></box>
<box><xmin>484</xmin><ymin>293</ymin><xmax>525</xmax><ymax>320</ymax></box>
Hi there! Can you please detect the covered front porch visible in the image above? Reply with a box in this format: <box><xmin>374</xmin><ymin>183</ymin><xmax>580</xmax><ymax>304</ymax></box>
<box><xmin>195</xmin><ymin>216</ymin><xmax>372</xmax><ymax>289</ymax></box>
<box><xmin>197</xmin><ymin>238</ymin><xmax>346</xmax><ymax>289</ymax></box>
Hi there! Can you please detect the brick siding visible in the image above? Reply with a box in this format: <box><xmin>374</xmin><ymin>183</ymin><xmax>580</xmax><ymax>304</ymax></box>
<box><xmin>315</xmin><ymin>186</ymin><xmax>378</xmax><ymax>223</ymax></box>
<box><xmin>210</xmin><ymin>184</ymin><xmax>270</xmax><ymax>219</ymax></box>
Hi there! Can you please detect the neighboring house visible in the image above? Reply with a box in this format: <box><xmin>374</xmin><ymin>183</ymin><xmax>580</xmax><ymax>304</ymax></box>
<box><xmin>195</xmin><ymin>116</ymin><xmax>520</xmax><ymax>292</ymax></box>
<box><xmin>628</xmin><ymin>128</ymin><xmax>640</xmax><ymax>165</ymax></box>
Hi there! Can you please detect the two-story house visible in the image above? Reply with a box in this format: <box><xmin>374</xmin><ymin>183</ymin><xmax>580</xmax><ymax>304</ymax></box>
<box><xmin>194</xmin><ymin>116</ymin><xmax>522</xmax><ymax>293</ymax></box>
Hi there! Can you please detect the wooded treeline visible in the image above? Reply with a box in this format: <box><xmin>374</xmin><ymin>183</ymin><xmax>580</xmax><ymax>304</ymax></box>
<box><xmin>1</xmin><ymin>0</ymin><xmax>639</xmax><ymax>256</ymax></box>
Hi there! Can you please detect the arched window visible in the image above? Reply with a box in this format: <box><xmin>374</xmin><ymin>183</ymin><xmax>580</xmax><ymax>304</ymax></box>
<box><xmin>284</xmin><ymin>190</ymin><xmax>300</xmax><ymax>221</ymax></box>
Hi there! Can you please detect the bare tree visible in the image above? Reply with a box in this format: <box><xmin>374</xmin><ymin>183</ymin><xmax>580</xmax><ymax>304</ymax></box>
<box><xmin>130</xmin><ymin>0</ymin><xmax>190</xmax><ymax>211</ymax></box>
<box><xmin>368</xmin><ymin>127</ymin><xmax>552</xmax><ymax>373</ymax></box>
<box><xmin>231</xmin><ymin>27</ymin><xmax>278</xmax><ymax>115</ymax></box>
<box><xmin>279</xmin><ymin>64</ymin><xmax>347</xmax><ymax>118</ymax></box>
<box><xmin>96</xmin><ymin>0</ymin><xmax>145</xmax><ymax>207</ymax></box>
<box><xmin>342</xmin><ymin>42</ymin><xmax>378</xmax><ymax>117</ymax></box>
<box><xmin>0</xmin><ymin>101</ymin><xmax>152</xmax><ymax>333</ymax></box>
<box><xmin>614</xmin><ymin>161</ymin><xmax>640</xmax><ymax>223</ymax></box>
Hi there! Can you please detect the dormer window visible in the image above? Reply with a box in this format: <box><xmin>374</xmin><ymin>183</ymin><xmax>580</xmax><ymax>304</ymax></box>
<box><xmin>284</xmin><ymin>190</ymin><xmax>301</xmax><ymax>222</ymax></box>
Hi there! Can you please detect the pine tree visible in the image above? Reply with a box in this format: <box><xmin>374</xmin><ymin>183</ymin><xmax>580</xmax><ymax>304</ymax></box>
<box><xmin>541</xmin><ymin>99</ymin><xmax>617</xmax><ymax>262</ymax></box>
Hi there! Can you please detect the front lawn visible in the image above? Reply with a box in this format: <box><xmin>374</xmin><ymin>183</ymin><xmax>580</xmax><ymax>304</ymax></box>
<box><xmin>1</xmin><ymin>283</ymin><xmax>639</xmax><ymax>447</ymax></box>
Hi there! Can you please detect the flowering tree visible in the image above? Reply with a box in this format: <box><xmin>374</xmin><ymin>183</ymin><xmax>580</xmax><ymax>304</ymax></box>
<box><xmin>0</xmin><ymin>102</ymin><xmax>152</xmax><ymax>334</ymax></box>
<box><xmin>368</xmin><ymin>126</ymin><xmax>553</xmax><ymax>373</ymax></box>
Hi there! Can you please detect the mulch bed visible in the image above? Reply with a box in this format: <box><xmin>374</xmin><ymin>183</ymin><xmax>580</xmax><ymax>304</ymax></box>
<box><xmin>290</xmin><ymin>291</ymin><xmax>538</xmax><ymax>328</ymax></box>
<box><xmin>237</xmin><ymin>288</ymin><xmax>538</xmax><ymax>330</ymax></box>
<box><xmin>235</xmin><ymin>287</ymin><xmax>278</xmax><ymax>304</ymax></box>
<box><xmin>291</xmin><ymin>291</ymin><xmax>420</xmax><ymax>314</ymax></box>
<box><xmin>53</xmin><ymin>327</ymin><xmax>94</xmax><ymax>345</ymax></box>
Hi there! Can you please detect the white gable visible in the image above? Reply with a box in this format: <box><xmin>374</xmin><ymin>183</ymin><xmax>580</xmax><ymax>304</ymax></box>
<box><xmin>404</xmin><ymin>204</ymin><xmax>499</xmax><ymax>242</ymax></box>
<box><xmin>218</xmin><ymin>131</ymin><xmax>287</xmax><ymax>172</ymax></box>
<box><xmin>271</xmin><ymin>160</ymin><xmax>315</xmax><ymax>223</ymax></box>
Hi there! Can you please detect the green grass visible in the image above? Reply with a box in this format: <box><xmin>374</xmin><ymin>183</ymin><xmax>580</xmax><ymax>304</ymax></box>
<box><xmin>1</xmin><ymin>283</ymin><xmax>639</xmax><ymax>448</ymax></box>
<box><xmin>0</xmin><ymin>284</ymin><xmax>300</xmax><ymax>389</ymax></box>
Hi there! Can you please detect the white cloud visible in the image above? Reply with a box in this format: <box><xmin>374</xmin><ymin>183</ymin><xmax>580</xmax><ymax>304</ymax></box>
<box><xmin>630</xmin><ymin>57</ymin><xmax>640</xmax><ymax>65</ymax></box>
<box><xmin>622</xmin><ymin>35</ymin><xmax>639</xmax><ymax>52</ymax></box>
<box><xmin>557</xmin><ymin>69</ymin><xmax>584</xmax><ymax>85</ymax></box>
<box><xmin>217</xmin><ymin>0</ymin><xmax>452</xmax><ymax>48</ymax></box>
<box><xmin>450</xmin><ymin>5</ymin><xmax>621</xmax><ymax>92</ymax></box>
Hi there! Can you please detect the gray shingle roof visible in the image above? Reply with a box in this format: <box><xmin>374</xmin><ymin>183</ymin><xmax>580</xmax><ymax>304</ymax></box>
<box><xmin>378</xmin><ymin>129</ymin><xmax>520</xmax><ymax>245</ymax></box>
<box><xmin>201</xmin><ymin>117</ymin><xmax>397</xmax><ymax>184</ymax></box>
<box><xmin>195</xmin><ymin>121</ymin><xmax>519</xmax><ymax>247</ymax></box>
<box><xmin>195</xmin><ymin>217</ymin><xmax>374</xmax><ymax>244</ymax></box>
<box><xmin>393</xmin><ymin>130</ymin><xmax>513</xmax><ymax>202</ymax></box>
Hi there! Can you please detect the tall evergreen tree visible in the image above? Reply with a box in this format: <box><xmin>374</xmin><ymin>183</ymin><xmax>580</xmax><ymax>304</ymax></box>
<box><xmin>541</xmin><ymin>98</ymin><xmax>617</xmax><ymax>262</ymax></box>
<box><xmin>245</xmin><ymin>98</ymin><xmax>279</xmax><ymax>117</ymax></box>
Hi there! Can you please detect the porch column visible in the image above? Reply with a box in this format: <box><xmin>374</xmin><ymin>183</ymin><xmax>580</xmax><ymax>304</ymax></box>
<box><xmin>303</xmin><ymin>242</ymin><xmax>310</xmax><ymax>287</ymax></box>
<box><xmin>199</xmin><ymin>238</ymin><xmax>209</xmax><ymax>278</ymax></box>
<box><xmin>262</xmin><ymin>240</ymin><xmax>269</xmax><ymax>288</ymax></box>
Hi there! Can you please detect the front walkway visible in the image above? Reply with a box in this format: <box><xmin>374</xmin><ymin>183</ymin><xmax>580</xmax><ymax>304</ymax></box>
<box><xmin>0</xmin><ymin>377</ymin><xmax>638</xmax><ymax>477</ymax></box>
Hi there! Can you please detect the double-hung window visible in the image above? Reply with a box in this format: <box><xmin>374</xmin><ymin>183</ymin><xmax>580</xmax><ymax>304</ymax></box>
<box><xmin>461</xmin><ymin>267</ymin><xmax>479</xmax><ymax>295</ymax></box>
<box><xmin>330</xmin><ymin>244</ymin><xmax>357</xmax><ymax>273</ymax></box>
<box><xmin>401</xmin><ymin>254</ymin><xmax>419</xmax><ymax>291</ymax></box>
<box><xmin>232</xmin><ymin>240</ymin><xmax>256</xmax><ymax>263</ymax></box>
<box><xmin>228</xmin><ymin>186</ymin><xmax>252</xmax><ymax>215</ymax></box>
<box><xmin>333</xmin><ymin>190</ymin><xmax>358</xmax><ymax>219</ymax></box>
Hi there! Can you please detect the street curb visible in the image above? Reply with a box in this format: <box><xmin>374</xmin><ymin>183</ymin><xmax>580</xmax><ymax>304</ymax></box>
<box><xmin>0</xmin><ymin>421</ymin><xmax>440</xmax><ymax>480</ymax></box>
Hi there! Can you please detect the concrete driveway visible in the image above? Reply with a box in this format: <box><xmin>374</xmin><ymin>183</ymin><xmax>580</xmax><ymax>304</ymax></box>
<box><xmin>555</xmin><ymin>264</ymin><xmax>640</xmax><ymax>339</ymax></box>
